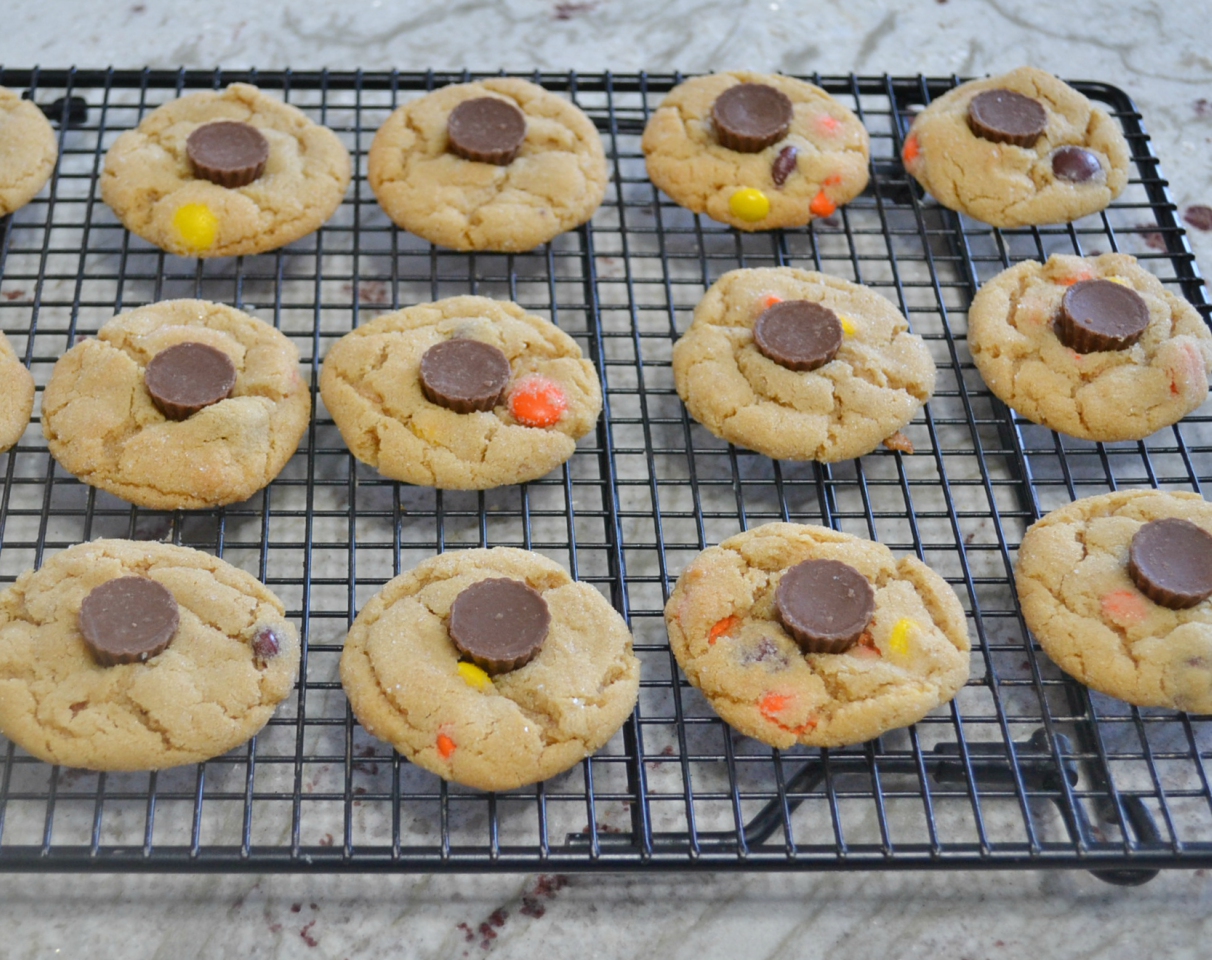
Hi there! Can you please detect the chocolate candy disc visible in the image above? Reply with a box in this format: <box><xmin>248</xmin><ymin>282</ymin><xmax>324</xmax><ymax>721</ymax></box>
<box><xmin>448</xmin><ymin>577</ymin><xmax>550</xmax><ymax>674</ymax></box>
<box><xmin>967</xmin><ymin>89</ymin><xmax>1048</xmax><ymax>147</ymax></box>
<box><xmin>711</xmin><ymin>83</ymin><xmax>794</xmax><ymax>153</ymax></box>
<box><xmin>1128</xmin><ymin>518</ymin><xmax>1212</xmax><ymax>609</ymax></box>
<box><xmin>447</xmin><ymin>97</ymin><xmax>527</xmax><ymax>165</ymax></box>
<box><xmin>419</xmin><ymin>339</ymin><xmax>512</xmax><ymax>413</ymax></box>
<box><xmin>1056</xmin><ymin>279</ymin><xmax>1150</xmax><ymax>353</ymax></box>
<box><xmin>1052</xmin><ymin>146</ymin><xmax>1103</xmax><ymax>184</ymax></box>
<box><xmin>252</xmin><ymin>626</ymin><xmax>281</xmax><ymax>663</ymax></box>
<box><xmin>79</xmin><ymin>576</ymin><xmax>180</xmax><ymax>667</ymax></box>
<box><xmin>753</xmin><ymin>300</ymin><xmax>844</xmax><ymax>372</ymax></box>
<box><xmin>775</xmin><ymin>558</ymin><xmax>875</xmax><ymax>654</ymax></box>
<box><xmin>186</xmin><ymin>121</ymin><xmax>270</xmax><ymax>188</ymax></box>
<box><xmin>144</xmin><ymin>342</ymin><xmax>238</xmax><ymax>420</ymax></box>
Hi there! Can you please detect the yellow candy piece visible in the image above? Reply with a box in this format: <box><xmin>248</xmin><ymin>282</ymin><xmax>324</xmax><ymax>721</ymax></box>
<box><xmin>838</xmin><ymin>315</ymin><xmax>857</xmax><ymax>337</ymax></box>
<box><xmin>729</xmin><ymin>188</ymin><xmax>770</xmax><ymax>222</ymax></box>
<box><xmin>457</xmin><ymin>661</ymin><xmax>493</xmax><ymax>690</ymax></box>
<box><xmin>1106</xmin><ymin>276</ymin><xmax>1132</xmax><ymax>287</ymax></box>
<box><xmin>172</xmin><ymin>203</ymin><xmax>218</xmax><ymax>252</ymax></box>
<box><xmin>888</xmin><ymin>618</ymin><xmax>916</xmax><ymax>656</ymax></box>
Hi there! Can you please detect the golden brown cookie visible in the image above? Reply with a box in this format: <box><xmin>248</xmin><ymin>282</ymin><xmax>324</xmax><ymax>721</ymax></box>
<box><xmin>368</xmin><ymin>78</ymin><xmax>608</xmax><ymax>252</ymax></box>
<box><xmin>101</xmin><ymin>83</ymin><xmax>351</xmax><ymax>257</ymax></box>
<box><xmin>340</xmin><ymin>548</ymin><xmax>640</xmax><ymax>792</ymax></box>
<box><xmin>0</xmin><ymin>86</ymin><xmax>58</xmax><ymax>217</ymax></box>
<box><xmin>0</xmin><ymin>539</ymin><xmax>300</xmax><ymax>771</ymax></box>
<box><xmin>902</xmin><ymin>67</ymin><xmax>1130</xmax><ymax>227</ymax></box>
<box><xmin>665</xmin><ymin>523</ymin><xmax>971</xmax><ymax>749</ymax></box>
<box><xmin>1017</xmin><ymin>490</ymin><xmax>1212</xmax><ymax>714</ymax></box>
<box><xmin>968</xmin><ymin>253</ymin><xmax>1212</xmax><ymax>442</ymax></box>
<box><xmin>0</xmin><ymin>330</ymin><xmax>34</xmax><ymax>452</ymax></box>
<box><xmin>42</xmin><ymin>299</ymin><xmax>311</xmax><ymax>510</ymax></box>
<box><xmin>319</xmin><ymin>296</ymin><xmax>602</xmax><ymax>489</ymax></box>
<box><xmin>673</xmin><ymin>267</ymin><xmax>936</xmax><ymax>462</ymax></box>
<box><xmin>641</xmin><ymin>71</ymin><xmax>869</xmax><ymax>231</ymax></box>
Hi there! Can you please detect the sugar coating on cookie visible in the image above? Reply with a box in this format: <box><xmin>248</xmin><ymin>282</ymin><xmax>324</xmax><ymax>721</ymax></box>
<box><xmin>0</xmin><ymin>86</ymin><xmax>58</xmax><ymax>217</ymax></box>
<box><xmin>340</xmin><ymin>547</ymin><xmax>640</xmax><ymax>791</ymax></box>
<box><xmin>1017</xmin><ymin>490</ymin><xmax>1212</xmax><ymax>714</ymax></box>
<box><xmin>903</xmin><ymin>67</ymin><xmax>1129</xmax><ymax>228</ymax></box>
<box><xmin>664</xmin><ymin>523</ymin><xmax>971</xmax><ymax>749</ymax></box>
<box><xmin>672</xmin><ymin>267</ymin><xmax>936</xmax><ymax>462</ymax></box>
<box><xmin>968</xmin><ymin>253</ymin><xmax>1212</xmax><ymax>442</ymax></box>
<box><xmin>0</xmin><ymin>330</ymin><xmax>34</xmax><ymax>452</ymax></box>
<box><xmin>101</xmin><ymin>83</ymin><xmax>351</xmax><ymax>258</ymax></box>
<box><xmin>0</xmin><ymin>539</ymin><xmax>300</xmax><ymax>771</ymax></box>
<box><xmin>41</xmin><ymin>299</ymin><xmax>311</xmax><ymax>510</ymax></box>
<box><xmin>319</xmin><ymin>296</ymin><xmax>602</xmax><ymax>489</ymax></box>
<box><xmin>368</xmin><ymin>78</ymin><xmax>608</xmax><ymax>252</ymax></box>
<box><xmin>641</xmin><ymin>71</ymin><xmax>869</xmax><ymax>231</ymax></box>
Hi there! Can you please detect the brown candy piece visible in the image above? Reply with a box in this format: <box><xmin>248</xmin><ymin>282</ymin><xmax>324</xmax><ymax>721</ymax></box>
<box><xmin>967</xmin><ymin>89</ymin><xmax>1048</xmax><ymax>147</ymax></box>
<box><xmin>753</xmin><ymin>300</ymin><xmax>843</xmax><ymax>372</ymax></box>
<box><xmin>79</xmin><ymin>576</ymin><xmax>180</xmax><ymax>667</ymax></box>
<box><xmin>1052</xmin><ymin>146</ymin><xmax>1103</xmax><ymax>184</ymax></box>
<box><xmin>144</xmin><ymin>342</ymin><xmax>238</xmax><ymax>420</ymax></box>
<box><xmin>419</xmin><ymin>339</ymin><xmax>512</xmax><ymax>413</ymax></box>
<box><xmin>1128</xmin><ymin>518</ymin><xmax>1212</xmax><ymax>610</ymax></box>
<box><xmin>712</xmin><ymin>83</ymin><xmax>793</xmax><ymax>153</ymax></box>
<box><xmin>448</xmin><ymin>577</ymin><xmax>550</xmax><ymax>674</ymax></box>
<box><xmin>775</xmin><ymin>558</ymin><xmax>875</xmax><ymax>654</ymax></box>
<box><xmin>252</xmin><ymin>626</ymin><xmax>281</xmax><ymax>663</ymax></box>
<box><xmin>1056</xmin><ymin>279</ymin><xmax>1150</xmax><ymax>353</ymax></box>
<box><xmin>186</xmin><ymin>121</ymin><xmax>270</xmax><ymax>188</ymax></box>
<box><xmin>771</xmin><ymin>145</ymin><xmax>799</xmax><ymax>187</ymax></box>
<box><xmin>446</xmin><ymin>97</ymin><xmax>527</xmax><ymax>165</ymax></box>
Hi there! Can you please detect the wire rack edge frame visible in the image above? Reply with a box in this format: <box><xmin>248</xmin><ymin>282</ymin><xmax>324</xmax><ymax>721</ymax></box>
<box><xmin>0</xmin><ymin>68</ymin><xmax>1209</xmax><ymax>880</ymax></box>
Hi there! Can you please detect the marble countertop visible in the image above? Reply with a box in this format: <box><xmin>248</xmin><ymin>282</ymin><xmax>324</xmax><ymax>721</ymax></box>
<box><xmin>2</xmin><ymin>2</ymin><xmax>1212</xmax><ymax>958</ymax></box>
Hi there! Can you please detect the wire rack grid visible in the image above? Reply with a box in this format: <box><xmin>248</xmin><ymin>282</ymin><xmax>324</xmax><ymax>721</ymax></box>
<box><xmin>0</xmin><ymin>68</ymin><xmax>1209</xmax><ymax>880</ymax></box>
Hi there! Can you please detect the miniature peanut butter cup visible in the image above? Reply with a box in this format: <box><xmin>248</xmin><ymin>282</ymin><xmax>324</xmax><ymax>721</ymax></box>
<box><xmin>775</xmin><ymin>558</ymin><xmax>875</xmax><ymax>654</ymax></box>
<box><xmin>79</xmin><ymin>576</ymin><xmax>180</xmax><ymax>667</ymax></box>
<box><xmin>447</xmin><ymin>97</ymin><xmax>527</xmax><ymax>165</ymax></box>
<box><xmin>711</xmin><ymin>83</ymin><xmax>794</xmax><ymax>153</ymax></box>
<box><xmin>967</xmin><ymin>89</ymin><xmax>1048</xmax><ymax>147</ymax></box>
<box><xmin>186</xmin><ymin>121</ymin><xmax>270</xmax><ymax>188</ymax></box>
<box><xmin>1128</xmin><ymin>518</ymin><xmax>1212</xmax><ymax>609</ymax></box>
<box><xmin>1051</xmin><ymin>146</ymin><xmax>1103</xmax><ymax>184</ymax></box>
<box><xmin>448</xmin><ymin>577</ymin><xmax>550</xmax><ymax>674</ymax></box>
<box><xmin>144</xmin><ymin>342</ymin><xmax>238</xmax><ymax>420</ymax></box>
<box><xmin>753</xmin><ymin>300</ymin><xmax>843</xmax><ymax>372</ymax></box>
<box><xmin>419</xmin><ymin>339</ymin><xmax>512</xmax><ymax>413</ymax></box>
<box><xmin>1056</xmin><ymin>279</ymin><xmax>1150</xmax><ymax>353</ymax></box>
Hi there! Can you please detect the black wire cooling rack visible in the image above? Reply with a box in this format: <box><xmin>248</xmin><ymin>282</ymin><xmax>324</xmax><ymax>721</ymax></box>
<box><xmin>0</xmin><ymin>68</ymin><xmax>1209</xmax><ymax>882</ymax></box>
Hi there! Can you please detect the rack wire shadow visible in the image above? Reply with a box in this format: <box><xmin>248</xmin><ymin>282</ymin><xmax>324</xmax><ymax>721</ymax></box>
<box><xmin>0</xmin><ymin>68</ymin><xmax>1209</xmax><ymax>880</ymax></box>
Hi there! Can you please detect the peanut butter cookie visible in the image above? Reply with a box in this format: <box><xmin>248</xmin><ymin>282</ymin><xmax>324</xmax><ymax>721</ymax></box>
<box><xmin>101</xmin><ymin>83</ymin><xmax>351</xmax><ymax>257</ymax></box>
<box><xmin>340</xmin><ymin>547</ymin><xmax>640</xmax><ymax>792</ymax></box>
<box><xmin>968</xmin><ymin>253</ymin><xmax>1212</xmax><ymax>442</ymax></box>
<box><xmin>0</xmin><ymin>331</ymin><xmax>34</xmax><ymax>452</ymax></box>
<box><xmin>902</xmin><ymin>67</ymin><xmax>1129</xmax><ymax>228</ymax></box>
<box><xmin>0</xmin><ymin>85</ymin><xmax>58</xmax><ymax>217</ymax></box>
<box><xmin>672</xmin><ymin>267</ymin><xmax>936</xmax><ymax>462</ymax></box>
<box><xmin>0</xmin><ymin>539</ymin><xmax>300</xmax><ymax>771</ymax></box>
<box><xmin>641</xmin><ymin>71</ymin><xmax>869</xmax><ymax>231</ymax></box>
<box><xmin>1017</xmin><ymin>490</ymin><xmax>1212</xmax><ymax>714</ymax></box>
<box><xmin>42</xmin><ymin>299</ymin><xmax>311</xmax><ymax>510</ymax></box>
<box><xmin>665</xmin><ymin>523</ymin><xmax>971</xmax><ymax>749</ymax></box>
<box><xmin>368</xmin><ymin>78</ymin><xmax>607</xmax><ymax>252</ymax></box>
<box><xmin>319</xmin><ymin>296</ymin><xmax>602</xmax><ymax>489</ymax></box>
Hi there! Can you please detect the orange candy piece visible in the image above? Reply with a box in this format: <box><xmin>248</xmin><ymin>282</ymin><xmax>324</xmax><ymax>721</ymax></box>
<box><xmin>509</xmin><ymin>376</ymin><xmax>567</xmax><ymax>428</ymax></box>
<box><xmin>761</xmin><ymin>293</ymin><xmax>783</xmax><ymax>310</ymax></box>
<box><xmin>1057</xmin><ymin>271</ymin><xmax>1095</xmax><ymax>287</ymax></box>
<box><xmin>1101</xmin><ymin>589</ymin><xmax>1148</xmax><ymax>625</ymax></box>
<box><xmin>902</xmin><ymin>134</ymin><xmax>919</xmax><ymax>164</ymax></box>
<box><xmin>816</xmin><ymin>113</ymin><xmax>841</xmax><ymax>135</ymax></box>
<box><xmin>759</xmin><ymin>692</ymin><xmax>792</xmax><ymax>719</ymax></box>
<box><xmin>708</xmin><ymin>615</ymin><xmax>741</xmax><ymax>645</ymax></box>
<box><xmin>810</xmin><ymin>191</ymin><xmax>836</xmax><ymax>218</ymax></box>
<box><xmin>436</xmin><ymin>733</ymin><xmax>456</xmax><ymax>759</ymax></box>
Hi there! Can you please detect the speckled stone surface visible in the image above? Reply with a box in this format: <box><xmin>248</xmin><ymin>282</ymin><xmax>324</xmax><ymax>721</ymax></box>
<box><xmin>2</xmin><ymin>1</ymin><xmax>1212</xmax><ymax>957</ymax></box>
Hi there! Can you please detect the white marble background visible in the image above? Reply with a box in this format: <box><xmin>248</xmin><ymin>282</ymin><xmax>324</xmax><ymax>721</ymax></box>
<box><xmin>2</xmin><ymin>1</ymin><xmax>1212</xmax><ymax>958</ymax></box>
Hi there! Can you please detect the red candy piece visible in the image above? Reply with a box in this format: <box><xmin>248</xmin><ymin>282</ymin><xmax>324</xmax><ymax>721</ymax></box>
<box><xmin>708</xmin><ymin>615</ymin><xmax>741</xmax><ymax>645</ymax></box>
<box><xmin>810</xmin><ymin>191</ymin><xmax>836</xmax><ymax>218</ymax></box>
<box><xmin>509</xmin><ymin>376</ymin><xmax>567</xmax><ymax>428</ymax></box>
<box><xmin>902</xmin><ymin>134</ymin><xmax>920</xmax><ymax>164</ymax></box>
<box><xmin>436</xmin><ymin>732</ymin><xmax>456</xmax><ymax>759</ymax></box>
